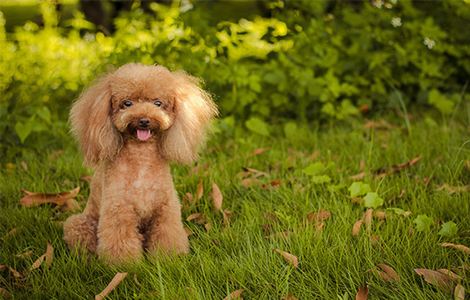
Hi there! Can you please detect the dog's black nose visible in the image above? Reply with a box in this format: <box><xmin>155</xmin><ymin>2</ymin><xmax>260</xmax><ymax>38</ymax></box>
<box><xmin>139</xmin><ymin>118</ymin><xmax>150</xmax><ymax>128</ymax></box>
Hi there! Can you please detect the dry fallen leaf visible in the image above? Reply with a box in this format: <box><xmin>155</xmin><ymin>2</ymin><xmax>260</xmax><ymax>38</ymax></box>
<box><xmin>186</xmin><ymin>213</ymin><xmax>206</xmax><ymax>224</ymax></box>
<box><xmin>204</xmin><ymin>223</ymin><xmax>212</xmax><ymax>232</ymax></box>
<box><xmin>363</xmin><ymin>209</ymin><xmax>373</xmax><ymax>231</ymax></box>
<box><xmin>376</xmin><ymin>263</ymin><xmax>400</xmax><ymax>282</ymax></box>
<box><xmin>30</xmin><ymin>255</ymin><xmax>45</xmax><ymax>271</ymax></box>
<box><xmin>350</xmin><ymin>172</ymin><xmax>367</xmax><ymax>181</ymax></box>
<box><xmin>240</xmin><ymin>178</ymin><xmax>261</xmax><ymax>188</ymax></box>
<box><xmin>454</xmin><ymin>284</ymin><xmax>465</xmax><ymax>300</ymax></box>
<box><xmin>274</xmin><ymin>249</ymin><xmax>298</xmax><ymax>268</ymax></box>
<box><xmin>440</xmin><ymin>243</ymin><xmax>470</xmax><ymax>255</ymax></box>
<box><xmin>374</xmin><ymin>210</ymin><xmax>386</xmax><ymax>220</ymax></box>
<box><xmin>3</xmin><ymin>228</ymin><xmax>18</xmax><ymax>239</ymax></box>
<box><xmin>223</xmin><ymin>289</ymin><xmax>244</xmax><ymax>300</ymax></box>
<box><xmin>355</xmin><ymin>285</ymin><xmax>368</xmax><ymax>300</ymax></box>
<box><xmin>45</xmin><ymin>242</ymin><xmax>53</xmax><ymax>268</ymax></box>
<box><xmin>414</xmin><ymin>268</ymin><xmax>454</xmax><ymax>290</ymax></box>
<box><xmin>375</xmin><ymin>156</ymin><xmax>421</xmax><ymax>178</ymax></box>
<box><xmin>364</xmin><ymin>119</ymin><xmax>394</xmax><ymax>130</ymax></box>
<box><xmin>196</xmin><ymin>180</ymin><xmax>204</xmax><ymax>200</ymax></box>
<box><xmin>242</xmin><ymin>167</ymin><xmax>269</xmax><ymax>178</ymax></box>
<box><xmin>182</xmin><ymin>192</ymin><xmax>193</xmax><ymax>204</ymax></box>
<box><xmin>0</xmin><ymin>287</ymin><xmax>10</xmax><ymax>299</ymax></box>
<box><xmin>95</xmin><ymin>272</ymin><xmax>128</xmax><ymax>300</ymax></box>
<box><xmin>261</xmin><ymin>179</ymin><xmax>282</xmax><ymax>189</ymax></box>
<box><xmin>211</xmin><ymin>183</ymin><xmax>223</xmax><ymax>212</ymax></box>
<box><xmin>61</xmin><ymin>199</ymin><xmax>81</xmax><ymax>212</ymax></box>
<box><xmin>436</xmin><ymin>269</ymin><xmax>462</xmax><ymax>281</ymax></box>
<box><xmin>222</xmin><ymin>209</ymin><xmax>232</xmax><ymax>226</ymax></box>
<box><xmin>436</xmin><ymin>184</ymin><xmax>470</xmax><ymax>194</ymax></box>
<box><xmin>282</xmin><ymin>294</ymin><xmax>298</xmax><ymax>300</ymax></box>
<box><xmin>20</xmin><ymin>187</ymin><xmax>80</xmax><ymax>208</ymax></box>
<box><xmin>252</xmin><ymin>148</ymin><xmax>269</xmax><ymax>156</ymax></box>
<box><xmin>8</xmin><ymin>267</ymin><xmax>22</xmax><ymax>279</ymax></box>
<box><xmin>307</xmin><ymin>209</ymin><xmax>331</xmax><ymax>224</ymax></box>
<box><xmin>352</xmin><ymin>220</ymin><xmax>363</xmax><ymax>236</ymax></box>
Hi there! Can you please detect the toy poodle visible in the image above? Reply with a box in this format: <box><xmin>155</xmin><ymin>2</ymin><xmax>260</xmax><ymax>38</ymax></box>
<box><xmin>63</xmin><ymin>63</ymin><xmax>217</xmax><ymax>264</ymax></box>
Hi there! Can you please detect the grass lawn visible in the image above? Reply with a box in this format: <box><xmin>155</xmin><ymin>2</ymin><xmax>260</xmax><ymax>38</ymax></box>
<box><xmin>0</xmin><ymin>117</ymin><xmax>469</xmax><ymax>299</ymax></box>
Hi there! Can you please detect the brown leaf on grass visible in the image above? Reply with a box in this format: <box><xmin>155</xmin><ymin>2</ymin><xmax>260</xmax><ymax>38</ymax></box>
<box><xmin>282</xmin><ymin>294</ymin><xmax>298</xmax><ymax>300</ymax></box>
<box><xmin>363</xmin><ymin>209</ymin><xmax>373</xmax><ymax>231</ymax></box>
<box><xmin>252</xmin><ymin>148</ymin><xmax>269</xmax><ymax>156</ymax></box>
<box><xmin>186</xmin><ymin>213</ymin><xmax>206</xmax><ymax>224</ymax></box>
<box><xmin>211</xmin><ymin>183</ymin><xmax>223</xmax><ymax>212</ymax></box>
<box><xmin>315</xmin><ymin>222</ymin><xmax>325</xmax><ymax>233</ymax></box>
<box><xmin>45</xmin><ymin>242</ymin><xmax>53</xmax><ymax>268</ymax></box>
<box><xmin>274</xmin><ymin>249</ymin><xmax>298</xmax><ymax>268</ymax></box>
<box><xmin>30</xmin><ymin>255</ymin><xmax>45</xmax><ymax>271</ymax></box>
<box><xmin>3</xmin><ymin>228</ymin><xmax>18</xmax><ymax>239</ymax></box>
<box><xmin>436</xmin><ymin>184</ymin><xmax>470</xmax><ymax>194</ymax></box>
<box><xmin>307</xmin><ymin>209</ymin><xmax>331</xmax><ymax>224</ymax></box>
<box><xmin>242</xmin><ymin>167</ymin><xmax>269</xmax><ymax>178</ymax></box>
<box><xmin>20</xmin><ymin>187</ymin><xmax>80</xmax><ymax>208</ymax></box>
<box><xmin>95</xmin><ymin>272</ymin><xmax>128</xmax><ymax>300</ymax></box>
<box><xmin>261</xmin><ymin>179</ymin><xmax>282</xmax><ymax>189</ymax></box>
<box><xmin>8</xmin><ymin>267</ymin><xmax>22</xmax><ymax>279</ymax></box>
<box><xmin>440</xmin><ymin>243</ymin><xmax>470</xmax><ymax>255</ymax></box>
<box><xmin>241</xmin><ymin>178</ymin><xmax>261</xmax><ymax>188</ymax></box>
<box><xmin>375</xmin><ymin>156</ymin><xmax>422</xmax><ymax>178</ymax></box>
<box><xmin>376</xmin><ymin>264</ymin><xmax>400</xmax><ymax>282</ymax></box>
<box><xmin>222</xmin><ymin>209</ymin><xmax>232</xmax><ymax>226</ymax></box>
<box><xmin>0</xmin><ymin>287</ymin><xmax>10</xmax><ymax>299</ymax></box>
<box><xmin>455</xmin><ymin>284</ymin><xmax>465</xmax><ymax>300</ymax></box>
<box><xmin>223</xmin><ymin>289</ymin><xmax>244</xmax><ymax>300</ymax></box>
<box><xmin>437</xmin><ymin>269</ymin><xmax>462</xmax><ymax>281</ymax></box>
<box><xmin>414</xmin><ymin>268</ymin><xmax>454</xmax><ymax>290</ymax></box>
<box><xmin>0</xmin><ymin>264</ymin><xmax>6</xmax><ymax>271</ymax></box>
<box><xmin>352</xmin><ymin>220</ymin><xmax>363</xmax><ymax>236</ymax></box>
<box><xmin>350</xmin><ymin>172</ymin><xmax>367</xmax><ymax>181</ymax></box>
<box><xmin>355</xmin><ymin>285</ymin><xmax>368</xmax><ymax>300</ymax></box>
<box><xmin>374</xmin><ymin>210</ymin><xmax>386</xmax><ymax>220</ymax></box>
<box><xmin>61</xmin><ymin>199</ymin><xmax>81</xmax><ymax>212</ymax></box>
<box><xmin>183</xmin><ymin>192</ymin><xmax>193</xmax><ymax>204</ymax></box>
<box><xmin>364</xmin><ymin>119</ymin><xmax>395</xmax><ymax>130</ymax></box>
<box><xmin>204</xmin><ymin>223</ymin><xmax>212</xmax><ymax>232</ymax></box>
<box><xmin>196</xmin><ymin>180</ymin><xmax>204</xmax><ymax>200</ymax></box>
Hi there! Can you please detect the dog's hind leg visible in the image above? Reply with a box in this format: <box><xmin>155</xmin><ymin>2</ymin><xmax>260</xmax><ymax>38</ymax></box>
<box><xmin>63</xmin><ymin>213</ymin><xmax>98</xmax><ymax>253</ymax></box>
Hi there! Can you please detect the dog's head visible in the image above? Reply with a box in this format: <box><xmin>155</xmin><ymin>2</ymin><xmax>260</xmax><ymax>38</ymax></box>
<box><xmin>70</xmin><ymin>63</ymin><xmax>218</xmax><ymax>166</ymax></box>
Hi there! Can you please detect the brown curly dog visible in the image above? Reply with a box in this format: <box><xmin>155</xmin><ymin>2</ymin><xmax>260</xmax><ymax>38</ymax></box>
<box><xmin>63</xmin><ymin>63</ymin><xmax>217</xmax><ymax>264</ymax></box>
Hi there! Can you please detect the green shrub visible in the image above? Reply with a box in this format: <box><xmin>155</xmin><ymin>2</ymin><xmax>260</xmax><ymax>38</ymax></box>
<box><xmin>0</xmin><ymin>0</ymin><xmax>469</xmax><ymax>160</ymax></box>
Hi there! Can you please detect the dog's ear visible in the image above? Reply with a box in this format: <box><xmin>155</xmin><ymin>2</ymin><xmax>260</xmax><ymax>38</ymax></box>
<box><xmin>70</xmin><ymin>74</ymin><xmax>121</xmax><ymax>167</ymax></box>
<box><xmin>161</xmin><ymin>72</ymin><xmax>218</xmax><ymax>164</ymax></box>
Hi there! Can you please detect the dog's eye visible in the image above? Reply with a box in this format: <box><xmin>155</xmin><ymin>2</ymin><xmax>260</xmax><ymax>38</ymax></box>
<box><xmin>123</xmin><ymin>100</ymin><xmax>133</xmax><ymax>107</ymax></box>
<box><xmin>154</xmin><ymin>100</ymin><xmax>162</xmax><ymax>107</ymax></box>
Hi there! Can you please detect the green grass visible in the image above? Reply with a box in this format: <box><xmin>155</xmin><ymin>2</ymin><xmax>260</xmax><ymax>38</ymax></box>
<box><xmin>0</xmin><ymin>117</ymin><xmax>469</xmax><ymax>299</ymax></box>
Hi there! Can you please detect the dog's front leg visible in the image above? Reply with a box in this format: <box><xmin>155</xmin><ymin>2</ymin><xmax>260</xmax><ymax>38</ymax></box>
<box><xmin>146</xmin><ymin>196</ymin><xmax>189</xmax><ymax>256</ymax></box>
<box><xmin>96</xmin><ymin>201</ymin><xmax>143</xmax><ymax>264</ymax></box>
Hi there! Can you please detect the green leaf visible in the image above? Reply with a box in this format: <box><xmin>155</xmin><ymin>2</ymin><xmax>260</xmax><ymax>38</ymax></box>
<box><xmin>245</xmin><ymin>117</ymin><xmax>269</xmax><ymax>136</ymax></box>
<box><xmin>348</xmin><ymin>182</ymin><xmax>371</xmax><ymax>197</ymax></box>
<box><xmin>36</xmin><ymin>107</ymin><xmax>51</xmax><ymax>123</ymax></box>
<box><xmin>438</xmin><ymin>221</ymin><xmax>458</xmax><ymax>237</ymax></box>
<box><xmin>303</xmin><ymin>162</ymin><xmax>325</xmax><ymax>176</ymax></box>
<box><xmin>15</xmin><ymin>121</ymin><xmax>33</xmax><ymax>143</ymax></box>
<box><xmin>283</xmin><ymin>122</ymin><xmax>297</xmax><ymax>138</ymax></box>
<box><xmin>413</xmin><ymin>215</ymin><xmax>434</xmax><ymax>232</ymax></box>
<box><xmin>312</xmin><ymin>175</ymin><xmax>331</xmax><ymax>184</ymax></box>
<box><xmin>363</xmin><ymin>192</ymin><xmax>384</xmax><ymax>208</ymax></box>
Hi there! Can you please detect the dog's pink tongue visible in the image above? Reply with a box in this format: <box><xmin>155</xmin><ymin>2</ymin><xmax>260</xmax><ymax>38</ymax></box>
<box><xmin>136</xmin><ymin>129</ymin><xmax>151</xmax><ymax>141</ymax></box>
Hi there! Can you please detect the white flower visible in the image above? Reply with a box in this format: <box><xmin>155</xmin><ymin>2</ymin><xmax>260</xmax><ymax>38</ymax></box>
<box><xmin>423</xmin><ymin>37</ymin><xmax>436</xmax><ymax>49</ymax></box>
<box><xmin>372</xmin><ymin>0</ymin><xmax>384</xmax><ymax>8</ymax></box>
<box><xmin>391</xmin><ymin>17</ymin><xmax>402</xmax><ymax>27</ymax></box>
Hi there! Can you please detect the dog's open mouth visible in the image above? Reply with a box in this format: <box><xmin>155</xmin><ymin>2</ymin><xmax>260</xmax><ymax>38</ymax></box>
<box><xmin>136</xmin><ymin>129</ymin><xmax>152</xmax><ymax>141</ymax></box>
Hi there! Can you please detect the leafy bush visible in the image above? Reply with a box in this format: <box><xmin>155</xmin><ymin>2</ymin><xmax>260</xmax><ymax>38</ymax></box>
<box><xmin>1</xmin><ymin>0</ymin><xmax>469</xmax><ymax>160</ymax></box>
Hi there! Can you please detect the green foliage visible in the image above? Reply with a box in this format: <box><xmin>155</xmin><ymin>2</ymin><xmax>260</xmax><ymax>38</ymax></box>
<box><xmin>363</xmin><ymin>192</ymin><xmax>384</xmax><ymax>209</ymax></box>
<box><xmin>413</xmin><ymin>214</ymin><xmax>434</xmax><ymax>232</ymax></box>
<box><xmin>1</xmin><ymin>0</ymin><xmax>470</xmax><ymax>159</ymax></box>
<box><xmin>348</xmin><ymin>182</ymin><xmax>371</xmax><ymax>198</ymax></box>
<box><xmin>438</xmin><ymin>221</ymin><xmax>458</xmax><ymax>237</ymax></box>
